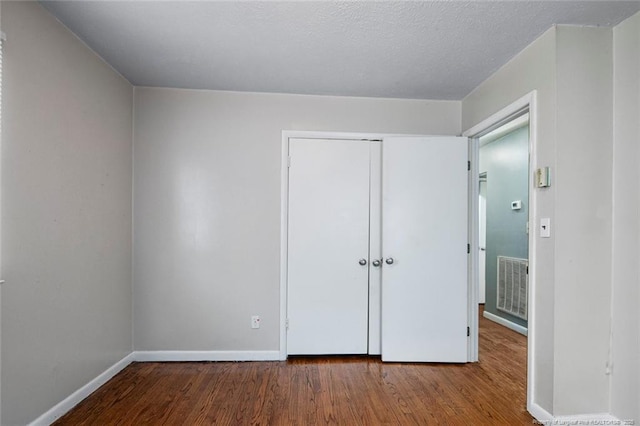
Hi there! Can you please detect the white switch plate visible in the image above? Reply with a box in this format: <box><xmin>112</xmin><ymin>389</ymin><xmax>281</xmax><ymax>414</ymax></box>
<box><xmin>540</xmin><ymin>218</ymin><xmax>551</xmax><ymax>238</ymax></box>
<box><xmin>251</xmin><ymin>315</ymin><xmax>260</xmax><ymax>329</ymax></box>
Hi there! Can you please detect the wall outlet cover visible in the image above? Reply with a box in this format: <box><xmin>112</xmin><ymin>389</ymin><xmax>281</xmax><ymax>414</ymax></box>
<box><xmin>251</xmin><ymin>315</ymin><xmax>260</xmax><ymax>329</ymax></box>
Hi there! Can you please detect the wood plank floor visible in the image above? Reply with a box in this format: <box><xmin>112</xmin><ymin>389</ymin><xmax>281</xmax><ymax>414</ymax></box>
<box><xmin>55</xmin><ymin>308</ymin><xmax>531</xmax><ymax>425</ymax></box>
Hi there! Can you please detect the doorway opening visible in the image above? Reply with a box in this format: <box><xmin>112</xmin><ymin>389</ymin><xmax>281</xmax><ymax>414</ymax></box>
<box><xmin>463</xmin><ymin>91</ymin><xmax>537</xmax><ymax>415</ymax></box>
<box><xmin>478</xmin><ymin>114</ymin><xmax>530</xmax><ymax>335</ymax></box>
<box><xmin>478</xmin><ymin>115</ymin><xmax>530</xmax><ymax>413</ymax></box>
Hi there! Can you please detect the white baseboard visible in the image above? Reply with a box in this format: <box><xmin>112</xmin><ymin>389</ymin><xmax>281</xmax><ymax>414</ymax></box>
<box><xmin>28</xmin><ymin>352</ymin><xmax>135</xmax><ymax>426</ymax></box>
<box><xmin>483</xmin><ymin>310</ymin><xmax>528</xmax><ymax>336</ymax></box>
<box><xmin>528</xmin><ymin>402</ymin><xmax>622</xmax><ymax>425</ymax></box>
<box><xmin>551</xmin><ymin>413</ymin><xmax>621</xmax><ymax>423</ymax></box>
<box><xmin>529</xmin><ymin>402</ymin><xmax>553</xmax><ymax>422</ymax></box>
<box><xmin>553</xmin><ymin>413</ymin><xmax>622</xmax><ymax>425</ymax></box>
<box><xmin>133</xmin><ymin>350</ymin><xmax>281</xmax><ymax>362</ymax></box>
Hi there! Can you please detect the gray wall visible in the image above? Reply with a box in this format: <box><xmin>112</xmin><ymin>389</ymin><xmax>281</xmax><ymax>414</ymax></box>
<box><xmin>463</xmin><ymin>25</ymin><xmax>614</xmax><ymax>416</ymax></box>
<box><xmin>2</xmin><ymin>3</ymin><xmax>637</xmax><ymax>422</ymax></box>
<box><xmin>553</xmin><ymin>26</ymin><xmax>612</xmax><ymax>416</ymax></box>
<box><xmin>463</xmin><ymin>27</ymin><xmax>557</xmax><ymax>412</ymax></box>
<box><xmin>133</xmin><ymin>87</ymin><xmax>460</xmax><ymax>352</ymax></box>
<box><xmin>564</xmin><ymin>26</ymin><xmax>614</xmax><ymax>414</ymax></box>
<box><xmin>611</xmin><ymin>11</ymin><xmax>640</xmax><ymax>422</ymax></box>
<box><xmin>480</xmin><ymin>126</ymin><xmax>529</xmax><ymax>328</ymax></box>
<box><xmin>1</xmin><ymin>3</ymin><xmax>133</xmax><ymax>425</ymax></box>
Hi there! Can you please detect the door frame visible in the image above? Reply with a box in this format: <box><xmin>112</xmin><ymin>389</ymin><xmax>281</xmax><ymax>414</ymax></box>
<box><xmin>478</xmin><ymin>173</ymin><xmax>487</xmax><ymax>304</ymax></box>
<box><xmin>462</xmin><ymin>91</ymin><xmax>538</xmax><ymax>412</ymax></box>
<box><xmin>280</xmin><ymin>130</ymin><xmax>444</xmax><ymax>360</ymax></box>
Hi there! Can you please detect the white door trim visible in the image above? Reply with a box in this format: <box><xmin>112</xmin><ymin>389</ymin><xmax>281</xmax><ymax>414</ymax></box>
<box><xmin>279</xmin><ymin>130</ymin><xmax>443</xmax><ymax>360</ymax></box>
<box><xmin>462</xmin><ymin>90</ymin><xmax>538</xmax><ymax>415</ymax></box>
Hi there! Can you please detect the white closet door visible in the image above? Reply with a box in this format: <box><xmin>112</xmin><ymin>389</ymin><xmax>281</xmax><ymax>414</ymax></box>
<box><xmin>287</xmin><ymin>138</ymin><xmax>370</xmax><ymax>355</ymax></box>
<box><xmin>381</xmin><ymin>136</ymin><xmax>468</xmax><ymax>362</ymax></box>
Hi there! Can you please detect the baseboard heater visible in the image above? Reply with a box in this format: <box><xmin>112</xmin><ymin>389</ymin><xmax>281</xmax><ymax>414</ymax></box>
<box><xmin>496</xmin><ymin>256</ymin><xmax>528</xmax><ymax>320</ymax></box>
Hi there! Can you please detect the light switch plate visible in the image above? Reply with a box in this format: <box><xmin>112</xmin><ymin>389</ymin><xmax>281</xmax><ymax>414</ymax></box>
<box><xmin>540</xmin><ymin>218</ymin><xmax>551</xmax><ymax>238</ymax></box>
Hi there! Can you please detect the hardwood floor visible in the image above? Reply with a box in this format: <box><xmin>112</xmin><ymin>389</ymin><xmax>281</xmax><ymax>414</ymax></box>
<box><xmin>55</xmin><ymin>309</ymin><xmax>530</xmax><ymax>425</ymax></box>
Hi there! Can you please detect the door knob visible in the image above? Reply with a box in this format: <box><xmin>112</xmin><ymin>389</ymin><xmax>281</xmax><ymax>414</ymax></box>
<box><xmin>372</xmin><ymin>259</ymin><xmax>381</xmax><ymax>267</ymax></box>
<box><xmin>359</xmin><ymin>259</ymin><xmax>367</xmax><ymax>266</ymax></box>
<box><xmin>385</xmin><ymin>257</ymin><xmax>394</xmax><ymax>265</ymax></box>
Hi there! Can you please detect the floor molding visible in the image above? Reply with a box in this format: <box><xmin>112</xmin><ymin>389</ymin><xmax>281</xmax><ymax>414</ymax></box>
<box><xmin>28</xmin><ymin>353</ymin><xmax>135</xmax><ymax>426</ymax></box>
<box><xmin>528</xmin><ymin>403</ymin><xmax>621</xmax><ymax>424</ymax></box>
<box><xmin>133</xmin><ymin>350</ymin><xmax>281</xmax><ymax>362</ymax></box>
<box><xmin>483</xmin><ymin>310</ymin><xmax>528</xmax><ymax>336</ymax></box>
<box><xmin>529</xmin><ymin>402</ymin><xmax>553</xmax><ymax>422</ymax></box>
<box><xmin>553</xmin><ymin>413</ymin><xmax>621</xmax><ymax>422</ymax></box>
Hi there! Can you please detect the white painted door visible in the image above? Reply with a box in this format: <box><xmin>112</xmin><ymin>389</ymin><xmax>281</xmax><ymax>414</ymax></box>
<box><xmin>287</xmin><ymin>138</ymin><xmax>370</xmax><ymax>355</ymax></box>
<box><xmin>381</xmin><ymin>136</ymin><xmax>469</xmax><ymax>362</ymax></box>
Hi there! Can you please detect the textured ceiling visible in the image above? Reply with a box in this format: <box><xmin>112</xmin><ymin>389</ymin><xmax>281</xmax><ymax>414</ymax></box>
<box><xmin>41</xmin><ymin>1</ymin><xmax>640</xmax><ymax>100</ymax></box>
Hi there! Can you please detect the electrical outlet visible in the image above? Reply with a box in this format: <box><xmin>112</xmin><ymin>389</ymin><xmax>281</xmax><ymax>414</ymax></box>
<box><xmin>251</xmin><ymin>315</ymin><xmax>260</xmax><ymax>329</ymax></box>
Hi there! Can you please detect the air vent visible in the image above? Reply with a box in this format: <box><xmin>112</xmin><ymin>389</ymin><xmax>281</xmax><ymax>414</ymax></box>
<box><xmin>497</xmin><ymin>256</ymin><xmax>528</xmax><ymax>320</ymax></box>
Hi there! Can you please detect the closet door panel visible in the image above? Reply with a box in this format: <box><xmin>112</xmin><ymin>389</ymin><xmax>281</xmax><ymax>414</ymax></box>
<box><xmin>381</xmin><ymin>136</ymin><xmax>468</xmax><ymax>362</ymax></box>
<box><xmin>287</xmin><ymin>138</ymin><xmax>370</xmax><ymax>355</ymax></box>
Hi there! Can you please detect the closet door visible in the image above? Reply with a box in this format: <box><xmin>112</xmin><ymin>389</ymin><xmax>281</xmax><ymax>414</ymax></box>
<box><xmin>381</xmin><ymin>136</ymin><xmax>468</xmax><ymax>362</ymax></box>
<box><xmin>287</xmin><ymin>138</ymin><xmax>371</xmax><ymax>355</ymax></box>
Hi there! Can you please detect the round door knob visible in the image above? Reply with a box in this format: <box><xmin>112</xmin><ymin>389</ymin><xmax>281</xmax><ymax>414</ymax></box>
<box><xmin>372</xmin><ymin>259</ymin><xmax>381</xmax><ymax>267</ymax></box>
<box><xmin>385</xmin><ymin>257</ymin><xmax>394</xmax><ymax>265</ymax></box>
<box><xmin>359</xmin><ymin>259</ymin><xmax>367</xmax><ymax>266</ymax></box>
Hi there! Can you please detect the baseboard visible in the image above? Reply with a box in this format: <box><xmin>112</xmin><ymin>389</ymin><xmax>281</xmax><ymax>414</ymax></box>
<box><xmin>529</xmin><ymin>402</ymin><xmax>553</xmax><ymax>422</ymax></box>
<box><xmin>133</xmin><ymin>350</ymin><xmax>281</xmax><ymax>362</ymax></box>
<box><xmin>552</xmin><ymin>413</ymin><xmax>621</xmax><ymax>423</ymax></box>
<box><xmin>528</xmin><ymin>402</ymin><xmax>622</xmax><ymax>424</ymax></box>
<box><xmin>553</xmin><ymin>413</ymin><xmax>624</xmax><ymax>425</ymax></box>
<box><xmin>483</xmin><ymin>311</ymin><xmax>528</xmax><ymax>336</ymax></box>
<box><xmin>28</xmin><ymin>352</ymin><xmax>134</xmax><ymax>426</ymax></box>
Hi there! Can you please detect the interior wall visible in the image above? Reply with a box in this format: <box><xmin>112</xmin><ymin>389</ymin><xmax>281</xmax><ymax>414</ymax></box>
<box><xmin>479</xmin><ymin>126</ymin><xmax>529</xmax><ymax>328</ymax></box>
<box><xmin>464</xmin><ymin>25</ymin><xmax>616</xmax><ymax>416</ymax></box>
<box><xmin>462</xmin><ymin>27</ymin><xmax>557</xmax><ymax>412</ymax></box>
<box><xmin>553</xmin><ymin>25</ymin><xmax>613</xmax><ymax>416</ymax></box>
<box><xmin>133</xmin><ymin>87</ymin><xmax>460</xmax><ymax>352</ymax></box>
<box><xmin>1</xmin><ymin>3</ymin><xmax>133</xmax><ymax>425</ymax></box>
<box><xmin>611</xmin><ymin>10</ymin><xmax>640</xmax><ymax>422</ymax></box>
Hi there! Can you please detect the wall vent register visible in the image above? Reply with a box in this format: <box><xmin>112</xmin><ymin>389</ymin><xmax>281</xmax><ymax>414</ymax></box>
<box><xmin>496</xmin><ymin>256</ymin><xmax>528</xmax><ymax>320</ymax></box>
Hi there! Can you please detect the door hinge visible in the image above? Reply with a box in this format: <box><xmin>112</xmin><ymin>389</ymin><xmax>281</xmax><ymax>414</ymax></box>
<box><xmin>467</xmin><ymin>326</ymin><xmax>470</xmax><ymax>337</ymax></box>
<box><xmin>287</xmin><ymin>156</ymin><xmax>291</xmax><ymax>168</ymax></box>
<box><xmin>526</xmin><ymin>266</ymin><xmax>529</xmax><ymax>275</ymax></box>
<box><xmin>285</xmin><ymin>318</ymin><xmax>290</xmax><ymax>330</ymax></box>
<box><xmin>467</xmin><ymin>161</ymin><xmax>471</xmax><ymax>171</ymax></box>
<box><xmin>467</xmin><ymin>244</ymin><xmax>470</xmax><ymax>254</ymax></box>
